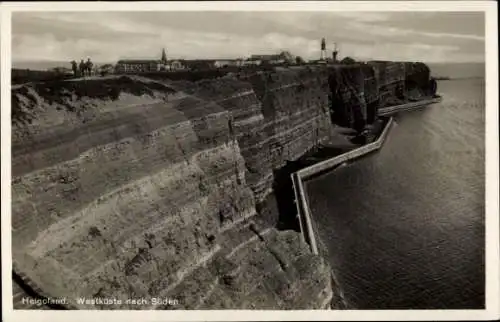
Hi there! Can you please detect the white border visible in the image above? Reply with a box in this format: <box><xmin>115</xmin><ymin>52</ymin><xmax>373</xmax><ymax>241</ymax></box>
<box><xmin>1</xmin><ymin>2</ymin><xmax>498</xmax><ymax>321</ymax></box>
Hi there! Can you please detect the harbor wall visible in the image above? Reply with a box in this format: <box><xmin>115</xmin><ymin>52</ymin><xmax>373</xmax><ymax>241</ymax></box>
<box><xmin>293</xmin><ymin>117</ymin><xmax>395</xmax><ymax>257</ymax></box>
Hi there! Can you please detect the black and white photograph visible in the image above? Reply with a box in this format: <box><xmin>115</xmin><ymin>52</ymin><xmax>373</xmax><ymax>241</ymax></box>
<box><xmin>1</xmin><ymin>1</ymin><xmax>498</xmax><ymax>321</ymax></box>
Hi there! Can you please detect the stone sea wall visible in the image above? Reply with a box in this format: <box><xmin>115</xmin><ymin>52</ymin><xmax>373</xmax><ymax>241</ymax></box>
<box><xmin>11</xmin><ymin>62</ymin><xmax>435</xmax><ymax>310</ymax></box>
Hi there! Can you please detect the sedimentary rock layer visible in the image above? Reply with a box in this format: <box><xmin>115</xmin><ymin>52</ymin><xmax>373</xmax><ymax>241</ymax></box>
<box><xmin>11</xmin><ymin>63</ymin><xmax>434</xmax><ymax>309</ymax></box>
<box><xmin>11</xmin><ymin>73</ymin><xmax>336</xmax><ymax>309</ymax></box>
<box><xmin>329</xmin><ymin>61</ymin><xmax>435</xmax><ymax>130</ymax></box>
<box><xmin>172</xmin><ymin>67</ymin><xmax>335</xmax><ymax>204</ymax></box>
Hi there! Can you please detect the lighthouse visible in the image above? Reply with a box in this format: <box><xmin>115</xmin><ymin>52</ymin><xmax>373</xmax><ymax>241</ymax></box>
<box><xmin>320</xmin><ymin>38</ymin><xmax>327</xmax><ymax>61</ymax></box>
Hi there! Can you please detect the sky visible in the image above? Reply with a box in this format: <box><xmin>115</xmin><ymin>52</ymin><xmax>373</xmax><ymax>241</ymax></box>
<box><xmin>11</xmin><ymin>11</ymin><xmax>485</xmax><ymax>66</ymax></box>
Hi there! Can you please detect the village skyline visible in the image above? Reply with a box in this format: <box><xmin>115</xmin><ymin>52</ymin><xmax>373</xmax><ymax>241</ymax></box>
<box><xmin>12</xmin><ymin>45</ymin><xmax>333</xmax><ymax>67</ymax></box>
<box><xmin>12</xmin><ymin>44</ymin><xmax>340</xmax><ymax>73</ymax></box>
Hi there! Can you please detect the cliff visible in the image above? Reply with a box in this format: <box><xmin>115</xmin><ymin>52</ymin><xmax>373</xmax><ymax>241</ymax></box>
<box><xmin>11</xmin><ymin>63</ymin><xmax>435</xmax><ymax>310</ymax></box>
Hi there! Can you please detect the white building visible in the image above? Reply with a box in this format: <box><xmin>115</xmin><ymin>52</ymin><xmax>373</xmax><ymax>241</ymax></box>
<box><xmin>243</xmin><ymin>58</ymin><xmax>262</xmax><ymax>66</ymax></box>
<box><xmin>214</xmin><ymin>59</ymin><xmax>244</xmax><ymax>68</ymax></box>
<box><xmin>167</xmin><ymin>60</ymin><xmax>185</xmax><ymax>71</ymax></box>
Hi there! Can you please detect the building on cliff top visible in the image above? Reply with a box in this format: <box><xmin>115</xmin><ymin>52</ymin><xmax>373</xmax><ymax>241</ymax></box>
<box><xmin>115</xmin><ymin>48</ymin><xmax>189</xmax><ymax>73</ymax></box>
<box><xmin>115</xmin><ymin>48</ymin><xmax>298</xmax><ymax>73</ymax></box>
<box><xmin>249</xmin><ymin>51</ymin><xmax>295</xmax><ymax>65</ymax></box>
<box><xmin>213</xmin><ymin>59</ymin><xmax>245</xmax><ymax>68</ymax></box>
<box><xmin>115</xmin><ymin>59</ymin><xmax>163</xmax><ymax>73</ymax></box>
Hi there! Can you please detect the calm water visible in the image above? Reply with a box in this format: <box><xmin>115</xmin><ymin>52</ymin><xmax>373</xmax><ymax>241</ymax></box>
<box><xmin>306</xmin><ymin>76</ymin><xmax>485</xmax><ymax>309</ymax></box>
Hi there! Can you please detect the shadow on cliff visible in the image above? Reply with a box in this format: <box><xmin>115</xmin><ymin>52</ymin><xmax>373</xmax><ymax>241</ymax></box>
<box><xmin>270</xmin><ymin>161</ymin><xmax>305</xmax><ymax>232</ymax></box>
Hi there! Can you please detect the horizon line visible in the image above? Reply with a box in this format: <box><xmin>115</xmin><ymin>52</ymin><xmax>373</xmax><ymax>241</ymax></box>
<box><xmin>12</xmin><ymin>59</ymin><xmax>487</xmax><ymax>64</ymax></box>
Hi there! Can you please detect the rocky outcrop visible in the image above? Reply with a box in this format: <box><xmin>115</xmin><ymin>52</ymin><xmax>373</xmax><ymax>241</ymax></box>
<box><xmin>169</xmin><ymin>67</ymin><xmax>334</xmax><ymax>206</ymax></box>
<box><xmin>11</xmin><ymin>63</ymin><xmax>435</xmax><ymax>310</ymax></box>
<box><xmin>404</xmin><ymin>62</ymin><xmax>437</xmax><ymax>97</ymax></box>
<box><xmin>11</xmin><ymin>73</ymin><xmax>336</xmax><ymax>310</ymax></box>
<box><xmin>329</xmin><ymin>61</ymin><xmax>436</xmax><ymax>131</ymax></box>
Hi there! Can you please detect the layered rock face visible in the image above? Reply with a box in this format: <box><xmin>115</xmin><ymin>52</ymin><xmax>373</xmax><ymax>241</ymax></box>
<box><xmin>368</xmin><ymin>61</ymin><xmax>406</xmax><ymax>106</ymax></box>
<box><xmin>170</xmin><ymin>67</ymin><xmax>334</xmax><ymax>206</ymax></box>
<box><xmin>329</xmin><ymin>65</ymin><xmax>370</xmax><ymax>131</ymax></box>
<box><xmin>11</xmin><ymin>73</ymin><xmax>334</xmax><ymax>310</ymax></box>
<box><xmin>11</xmin><ymin>63</ymin><xmax>434</xmax><ymax>310</ymax></box>
<box><xmin>404</xmin><ymin>62</ymin><xmax>437</xmax><ymax>97</ymax></box>
<box><xmin>329</xmin><ymin>61</ymin><xmax>436</xmax><ymax>130</ymax></box>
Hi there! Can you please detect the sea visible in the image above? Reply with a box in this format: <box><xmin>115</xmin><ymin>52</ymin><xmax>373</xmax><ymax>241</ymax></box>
<box><xmin>306</xmin><ymin>62</ymin><xmax>486</xmax><ymax>309</ymax></box>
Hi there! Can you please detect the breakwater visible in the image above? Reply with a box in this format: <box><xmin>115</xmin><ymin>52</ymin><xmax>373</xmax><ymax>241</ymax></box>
<box><xmin>10</xmin><ymin>61</ymin><xmax>437</xmax><ymax>309</ymax></box>
<box><xmin>378</xmin><ymin>96</ymin><xmax>442</xmax><ymax>116</ymax></box>
<box><xmin>292</xmin><ymin>117</ymin><xmax>395</xmax><ymax>257</ymax></box>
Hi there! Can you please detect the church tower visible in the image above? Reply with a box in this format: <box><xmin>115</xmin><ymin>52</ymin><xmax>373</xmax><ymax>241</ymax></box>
<box><xmin>161</xmin><ymin>48</ymin><xmax>167</xmax><ymax>64</ymax></box>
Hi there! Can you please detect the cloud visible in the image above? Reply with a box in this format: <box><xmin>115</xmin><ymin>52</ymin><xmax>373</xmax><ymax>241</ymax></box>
<box><xmin>11</xmin><ymin>11</ymin><xmax>485</xmax><ymax>64</ymax></box>
<box><xmin>331</xmin><ymin>12</ymin><xmax>392</xmax><ymax>22</ymax></box>
<box><xmin>375</xmin><ymin>12</ymin><xmax>485</xmax><ymax>38</ymax></box>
